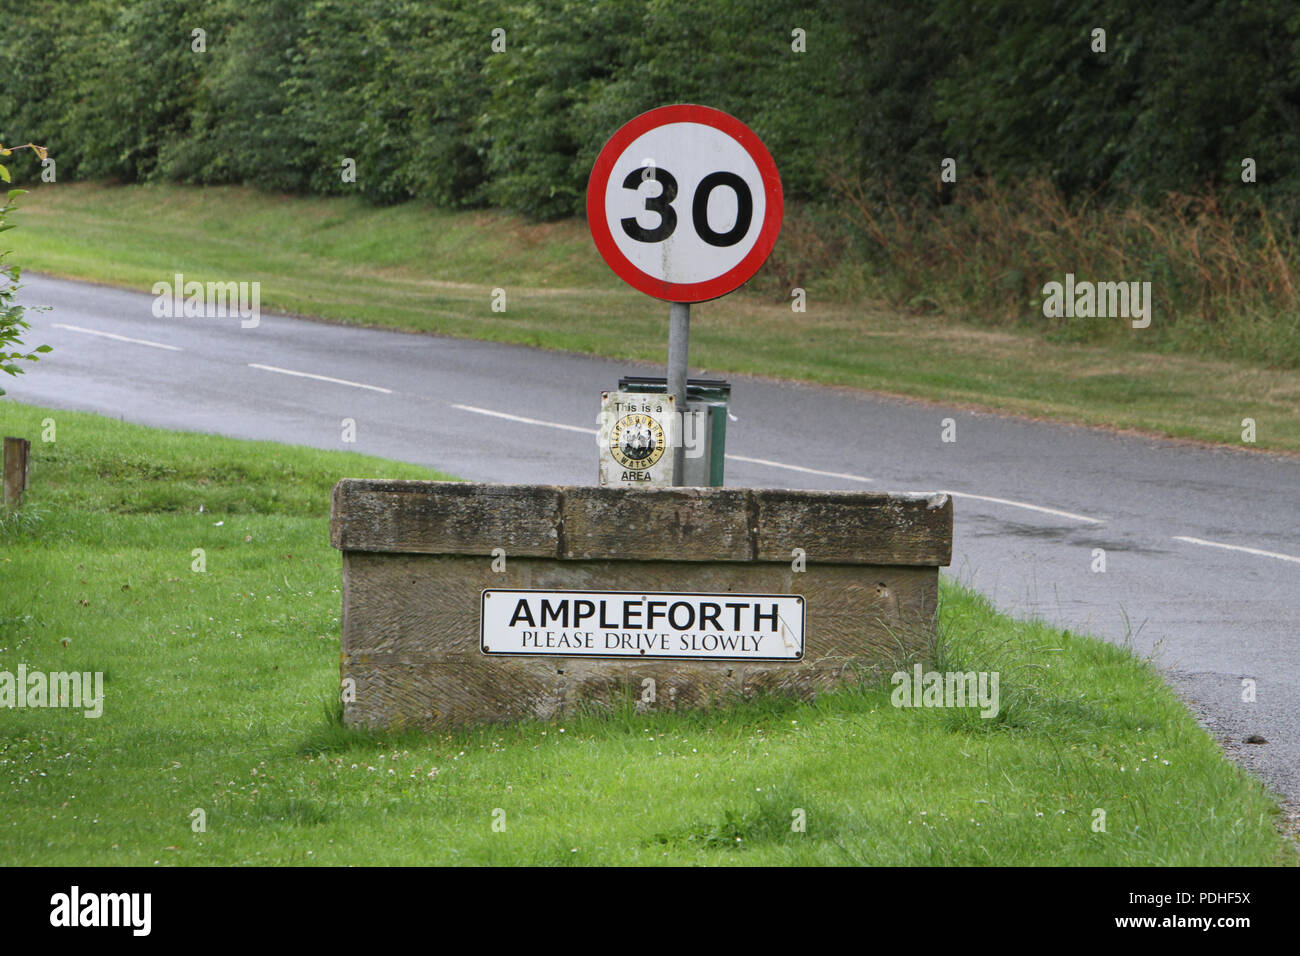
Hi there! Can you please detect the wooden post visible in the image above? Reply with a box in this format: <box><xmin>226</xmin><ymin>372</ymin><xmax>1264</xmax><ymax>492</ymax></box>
<box><xmin>3</xmin><ymin>437</ymin><xmax>30</xmax><ymax>511</ymax></box>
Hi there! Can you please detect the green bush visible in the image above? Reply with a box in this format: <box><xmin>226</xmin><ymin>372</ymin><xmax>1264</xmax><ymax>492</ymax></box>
<box><xmin>2</xmin><ymin>0</ymin><xmax>1299</xmax><ymax>246</ymax></box>
<box><xmin>0</xmin><ymin>173</ymin><xmax>52</xmax><ymax>395</ymax></box>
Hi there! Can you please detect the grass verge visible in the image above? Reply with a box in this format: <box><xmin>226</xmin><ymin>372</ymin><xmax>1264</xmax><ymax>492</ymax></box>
<box><xmin>0</xmin><ymin>399</ymin><xmax>1290</xmax><ymax>865</ymax></box>
<box><xmin>8</xmin><ymin>182</ymin><xmax>1300</xmax><ymax>454</ymax></box>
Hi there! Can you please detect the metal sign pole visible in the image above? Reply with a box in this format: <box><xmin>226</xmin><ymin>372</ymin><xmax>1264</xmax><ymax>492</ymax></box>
<box><xmin>667</xmin><ymin>301</ymin><xmax>690</xmax><ymax>407</ymax></box>
<box><xmin>667</xmin><ymin>301</ymin><xmax>690</xmax><ymax>485</ymax></box>
<box><xmin>589</xmin><ymin>106</ymin><xmax>780</xmax><ymax>491</ymax></box>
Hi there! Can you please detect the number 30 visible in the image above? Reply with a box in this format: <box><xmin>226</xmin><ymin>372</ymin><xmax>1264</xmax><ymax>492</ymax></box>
<box><xmin>620</xmin><ymin>167</ymin><xmax>753</xmax><ymax>247</ymax></box>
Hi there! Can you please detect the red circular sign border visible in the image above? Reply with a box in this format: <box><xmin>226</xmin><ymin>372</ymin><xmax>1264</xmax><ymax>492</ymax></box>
<box><xmin>586</xmin><ymin>104</ymin><xmax>783</xmax><ymax>303</ymax></box>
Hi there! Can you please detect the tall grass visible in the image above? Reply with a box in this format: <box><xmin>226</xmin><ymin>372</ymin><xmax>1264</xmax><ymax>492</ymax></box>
<box><xmin>820</xmin><ymin>175</ymin><xmax>1300</xmax><ymax>368</ymax></box>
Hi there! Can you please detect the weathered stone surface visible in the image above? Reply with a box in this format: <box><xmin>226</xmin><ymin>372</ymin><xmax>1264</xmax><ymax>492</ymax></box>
<box><xmin>331</xmin><ymin>481</ymin><xmax>561</xmax><ymax>557</ymax></box>
<box><xmin>332</xmin><ymin>480</ymin><xmax>952</xmax><ymax>565</ymax></box>
<box><xmin>753</xmin><ymin>488</ymin><xmax>952</xmax><ymax>566</ymax></box>
<box><xmin>331</xmin><ymin>481</ymin><xmax>952</xmax><ymax>729</ymax></box>
<box><xmin>559</xmin><ymin>486</ymin><xmax>754</xmax><ymax>561</ymax></box>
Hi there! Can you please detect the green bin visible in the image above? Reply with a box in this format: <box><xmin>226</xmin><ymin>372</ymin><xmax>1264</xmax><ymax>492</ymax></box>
<box><xmin>618</xmin><ymin>375</ymin><xmax>731</xmax><ymax>486</ymax></box>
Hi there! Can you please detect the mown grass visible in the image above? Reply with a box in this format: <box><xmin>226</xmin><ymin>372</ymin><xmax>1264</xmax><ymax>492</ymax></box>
<box><xmin>0</xmin><ymin>400</ymin><xmax>1289</xmax><ymax>865</ymax></box>
<box><xmin>8</xmin><ymin>182</ymin><xmax>1300</xmax><ymax>453</ymax></box>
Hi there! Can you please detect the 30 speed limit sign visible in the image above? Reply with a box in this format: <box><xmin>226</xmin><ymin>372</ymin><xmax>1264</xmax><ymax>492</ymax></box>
<box><xmin>587</xmin><ymin>104</ymin><xmax>783</xmax><ymax>302</ymax></box>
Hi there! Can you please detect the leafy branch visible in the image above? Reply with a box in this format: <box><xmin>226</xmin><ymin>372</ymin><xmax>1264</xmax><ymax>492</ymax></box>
<box><xmin>0</xmin><ymin>143</ymin><xmax>52</xmax><ymax>397</ymax></box>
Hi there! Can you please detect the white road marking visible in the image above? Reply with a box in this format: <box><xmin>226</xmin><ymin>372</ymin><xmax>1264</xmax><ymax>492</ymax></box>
<box><xmin>939</xmin><ymin>490</ymin><xmax>1103</xmax><ymax>525</ymax></box>
<box><xmin>53</xmin><ymin>323</ymin><xmax>182</xmax><ymax>351</ymax></box>
<box><xmin>248</xmin><ymin>363</ymin><xmax>392</xmax><ymax>394</ymax></box>
<box><xmin>450</xmin><ymin>404</ymin><xmax>599</xmax><ymax>435</ymax></box>
<box><xmin>1173</xmin><ymin>536</ymin><xmax>1300</xmax><ymax>565</ymax></box>
<box><xmin>449</xmin><ymin>405</ymin><xmax>871</xmax><ymax>480</ymax></box>
<box><xmin>448</xmin><ymin>402</ymin><xmax>1109</xmax><ymax>523</ymax></box>
<box><xmin>726</xmin><ymin>455</ymin><xmax>873</xmax><ymax>483</ymax></box>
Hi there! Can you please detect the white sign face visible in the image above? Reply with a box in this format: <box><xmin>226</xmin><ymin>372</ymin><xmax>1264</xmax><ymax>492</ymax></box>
<box><xmin>587</xmin><ymin>104</ymin><xmax>783</xmax><ymax>302</ymax></box>
<box><xmin>481</xmin><ymin>590</ymin><xmax>805</xmax><ymax>662</ymax></box>
<box><xmin>603</xmin><ymin>123</ymin><xmax>766</xmax><ymax>286</ymax></box>
<box><xmin>597</xmin><ymin>390</ymin><xmax>677</xmax><ymax>487</ymax></box>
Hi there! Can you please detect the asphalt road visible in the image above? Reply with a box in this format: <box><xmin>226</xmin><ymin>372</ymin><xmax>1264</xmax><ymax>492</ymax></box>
<box><xmin>12</xmin><ymin>273</ymin><xmax>1300</xmax><ymax>809</ymax></box>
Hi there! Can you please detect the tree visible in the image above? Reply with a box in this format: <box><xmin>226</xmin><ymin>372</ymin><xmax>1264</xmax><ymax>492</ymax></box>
<box><xmin>0</xmin><ymin>143</ymin><xmax>51</xmax><ymax>397</ymax></box>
